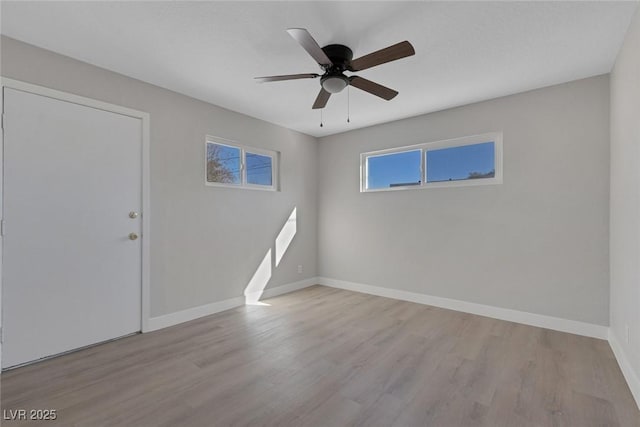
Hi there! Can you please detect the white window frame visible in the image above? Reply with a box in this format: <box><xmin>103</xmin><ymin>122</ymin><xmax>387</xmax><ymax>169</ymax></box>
<box><xmin>360</xmin><ymin>132</ymin><xmax>503</xmax><ymax>192</ymax></box>
<box><xmin>205</xmin><ymin>136</ymin><xmax>279</xmax><ymax>191</ymax></box>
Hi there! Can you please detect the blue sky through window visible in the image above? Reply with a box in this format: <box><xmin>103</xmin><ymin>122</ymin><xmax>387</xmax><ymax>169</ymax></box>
<box><xmin>367</xmin><ymin>150</ymin><xmax>421</xmax><ymax>189</ymax></box>
<box><xmin>246</xmin><ymin>153</ymin><xmax>273</xmax><ymax>186</ymax></box>
<box><xmin>207</xmin><ymin>143</ymin><xmax>241</xmax><ymax>184</ymax></box>
<box><xmin>426</xmin><ymin>141</ymin><xmax>494</xmax><ymax>182</ymax></box>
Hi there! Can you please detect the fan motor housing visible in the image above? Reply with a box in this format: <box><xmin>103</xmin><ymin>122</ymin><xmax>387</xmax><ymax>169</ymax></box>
<box><xmin>321</xmin><ymin>44</ymin><xmax>353</xmax><ymax>73</ymax></box>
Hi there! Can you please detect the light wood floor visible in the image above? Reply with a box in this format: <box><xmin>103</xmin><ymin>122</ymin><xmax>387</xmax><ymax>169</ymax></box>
<box><xmin>2</xmin><ymin>285</ymin><xmax>639</xmax><ymax>427</ymax></box>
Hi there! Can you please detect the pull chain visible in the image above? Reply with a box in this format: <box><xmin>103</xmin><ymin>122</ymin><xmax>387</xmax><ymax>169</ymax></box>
<box><xmin>320</xmin><ymin>109</ymin><xmax>323</xmax><ymax>127</ymax></box>
<box><xmin>347</xmin><ymin>86</ymin><xmax>351</xmax><ymax>123</ymax></box>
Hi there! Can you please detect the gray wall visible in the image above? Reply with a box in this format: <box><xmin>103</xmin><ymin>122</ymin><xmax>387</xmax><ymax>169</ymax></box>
<box><xmin>1</xmin><ymin>36</ymin><xmax>318</xmax><ymax>317</ymax></box>
<box><xmin>1</xmin><ymin>36</ymin><xmax>614</xmax><ymax>329</ymax></box>
<box><xmin>318</xmin><ymin>75</ymin><xmax>610</xmax><ymax>325</ymax></box>
<box><xmin>610</xmin><ymin>6</ymin><xmax>640</xmax><ymax>386</ymax></box>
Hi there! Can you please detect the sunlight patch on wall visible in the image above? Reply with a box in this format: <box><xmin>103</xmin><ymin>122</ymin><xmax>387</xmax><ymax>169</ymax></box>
<box><xmin>275</xmin><ymin>207</ymin><xmax>297</xmax><ymax>267</ymax></box>
<box><xmin>244</xmin><ymin>249</ymin><xmax>272</xmax><ymax>305</ymax></box>
<box><xmin>244</xmin><ymin>206</ymin><xmax>298</xmax><ymax>305</ymax></box>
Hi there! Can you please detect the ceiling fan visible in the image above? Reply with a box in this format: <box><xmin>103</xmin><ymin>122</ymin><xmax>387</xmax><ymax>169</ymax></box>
<box><xmin>255</xmin><ymin>28</ymin><xmax>415</xmax><ymax>109</ymax></box>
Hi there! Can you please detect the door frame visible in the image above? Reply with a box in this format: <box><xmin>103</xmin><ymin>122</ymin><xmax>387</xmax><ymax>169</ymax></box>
<box><xmin>0</xmin><ymin>78</ymin><xmax>152</xmax><ymax>347</ymax></box>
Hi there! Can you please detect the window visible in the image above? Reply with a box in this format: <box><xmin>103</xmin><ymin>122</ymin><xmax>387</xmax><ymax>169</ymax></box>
<box><xmin>366</xmin><ymin>150</ymin><xmax>421</xmax><ymax>190</ymax></box>
<box><xmin>361</xmin><ymin>133</ymin><xmax>502</xmax><ymax>192</ymax></box>
<box><xmin>207</xmin><ymin>142</ymin><xmax>241</xmax><ymax>185</ymax></box>
<box><xmin>245</xmin><ymin>152</ymin><xmax>273</xmax><ymax>186</ymax></box>
<box><xmin>426</xmin><ymin>141</ymin><xmax>495</xmax><ymax>183</ymax></box>
<box><xmin>206</xmin><ymin>137</ymin><xmax>278</xmax><ymax>190</ymax></box>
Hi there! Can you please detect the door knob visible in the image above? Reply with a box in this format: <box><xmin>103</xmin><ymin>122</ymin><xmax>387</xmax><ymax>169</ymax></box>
<box><xmin>128</xmin><ymin>232</ymin><xmax>139</xmax><ymax>241</ymax></box>
<box><xmin>129</xmin><ymin>211</ymin><xmax>139</xmax><ymax>219</ymax></box>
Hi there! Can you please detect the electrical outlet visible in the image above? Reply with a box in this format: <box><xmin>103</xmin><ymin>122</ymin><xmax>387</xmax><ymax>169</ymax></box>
<box><xmin>626</xmin><ymin>324</ymin><xmax>630</xmax><ymax>345</ymax></box>
<box><xmin>297</xmin><ymin>265</ymin><xmax>303</xmax><ymax>274</ymax></box>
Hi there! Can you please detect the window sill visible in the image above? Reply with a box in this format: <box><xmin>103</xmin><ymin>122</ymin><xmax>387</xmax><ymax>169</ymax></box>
<box><xmin>205</xmin><ymin>182</ymin><xmax>278</xmax><ymax>192</ymax></box>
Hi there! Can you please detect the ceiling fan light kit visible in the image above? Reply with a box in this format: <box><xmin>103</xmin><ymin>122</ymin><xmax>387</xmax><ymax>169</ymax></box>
<box><xmin>321</xmin><ymin>75</ymin><xmax>349</xmax><ymax>93</ymax></box>
<box><xmin>255</xmin><ymin>28</ymin><xmax>415</xmax><ymax>124</ymax></box>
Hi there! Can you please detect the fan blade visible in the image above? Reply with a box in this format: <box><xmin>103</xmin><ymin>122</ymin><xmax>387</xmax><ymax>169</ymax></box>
<box><xmin>312</xmin><ymin>88</ymin><xmax>331</xmax><ymax>109</ymax></box>
<box><xmin>287</xmin><ymin>28</ymin><xmax>333</xmax><ymax>67</ymax></box>
<box><xmin>349</xmin><ymin>76</ymin><xmax>398</xmax><ymax>100</ymax></box>
<box><xmin>255</xmin><ymin>73</ymin><xmax>320</xmax><ymax>82</ymax></box>
<box><xmin>349</xmin><ymin>41</ymin><xmax>415</xmax><ymax>71</ymax></box>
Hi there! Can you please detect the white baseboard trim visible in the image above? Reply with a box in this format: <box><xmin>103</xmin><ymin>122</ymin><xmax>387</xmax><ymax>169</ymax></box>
<box><xmin>316</xmin><ymin>277</ymin><xmax>608</xmax><ymax>340</ymax></box>
<box><xmin>246</xmin><ymin>277</ymin><xmax>318</xmax><ymax>302</ymax></box>
<box><xmin>146</xmin><ymin>295</ymin><xmax>244</xmax><ymax>332</ymax></box>
<box><xmin>145</xmin><ymin>277</ymin><xmax>317</xmax><ymax>332</ymax></box>
<box><xmin>144</xmin><ymin>277</ymin><xmax>639</xmax><ymax>408</ymax></box>
<box><xmin>267</xmin><ymin>277</ymin><xmax>319</xmax><ymax>297</ymax></box>
<box><xmin>608</xmin><ymin>330</ymin><xmax>640</xmax><ymax>410</ymax></box>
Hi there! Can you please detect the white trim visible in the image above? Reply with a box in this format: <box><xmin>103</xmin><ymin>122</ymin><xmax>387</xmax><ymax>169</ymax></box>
<box><xmin>147</xmin><ymin>296</ymin><xmax>245</xmax><ymax>332</ymax></box>
<box><xmin>140</xmin><ymin>105</ymin><xmax>151</xmax><ymax>332</ymax></box>
<box><xmin>1</xmin><ymin>78</ymin><xmax>148</xmax><ymax>119</ymax></box>
<box><xmin>0</xmin><ymin>80</ymin><xmax>4</xmax><ymax>370</ymax></box>
<box><xmin>244</xmin><ymin>277</ymin><xmax>317</xmax><ymax>303</ymax></box>
<box><xmin>361</xmin><ymin>132</ymin><xmax>503</xmax><ymax>192</ymax></box>
<box><xmin>609</xmin><ymin>330</ymin><xmax>640</xmax><ymax>410</ymax></box>
<box><xmin>0</xmin><ymin>77</ymin><xmax>152</xmax><ymax>334</ymax></box>
<box><xmin>147</xmin><ymin>278</ymin><xmax>317</xmax><ymax>332</ymax></box>
<box><xmin>316</xmin><ymin>277</ymin><xmax>608</xmax><ymax>339</ymax></box>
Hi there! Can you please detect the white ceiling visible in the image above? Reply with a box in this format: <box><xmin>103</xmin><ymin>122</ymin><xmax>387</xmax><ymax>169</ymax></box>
<box><xmin>1</xmin><ymin>1</ymin><xmax>637</xmax><ymax>137</ymax></box>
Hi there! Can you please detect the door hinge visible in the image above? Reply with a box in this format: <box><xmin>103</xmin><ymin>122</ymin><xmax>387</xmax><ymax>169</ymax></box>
<box><xmin>1</xmin><ymin>113</ymin><xmax>4</xmax><ymax>130</ymax></box>
<box><xmin>1</xmin><ymin>219</ymin><xmax>5</xmax><ymax>237</ymax></box>
<box><xmin>0</xmin><ymin>327</ymin><xmax>3</xmax><ymax>343</ymax></box>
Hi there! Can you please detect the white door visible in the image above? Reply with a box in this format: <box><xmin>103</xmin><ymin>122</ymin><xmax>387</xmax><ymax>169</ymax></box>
<box><xmin>2</xmin><ymin>87</ymin><xmax>143</xmax><ymax>368</ymax></box>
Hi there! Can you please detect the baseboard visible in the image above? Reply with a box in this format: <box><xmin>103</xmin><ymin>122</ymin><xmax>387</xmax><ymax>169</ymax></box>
<box><xmin>146</xmin><ymin>295</ymin><xmax>245</xmax><ymax>332</ymax></box>
<box><xmin>316</xmin><ymin>277</ymin><xmax>608</xmax><ymax>340</ymax></box>
<box><xmin>144</xmin><ymin>276</ymin><xmax>638</xmax><ymax>408</ymax></box>
<box><xmin>145</xmin><ymin>277</ymin><xmax>317</xmax><ymax>332</ymax></box>
<box><xmin>609</xmin><ymin>330</ymin><xmax>640</xmax><ymax>410</ymax></box>
<box><xmin>245</xmin><ymin>277</ymin><xmax>318</xmax><ymax>302</ymax></box>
